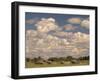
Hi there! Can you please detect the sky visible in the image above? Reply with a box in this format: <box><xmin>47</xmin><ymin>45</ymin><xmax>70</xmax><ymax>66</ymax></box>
<box><xmin>25</xmin><ymin>12</ymin><xmax>90</xmax><ymax>58</ymax></box>
<box><xmin>25</xmin><ymin>12</ymin><xmax>89</xmax><ymax>34</ymax></box>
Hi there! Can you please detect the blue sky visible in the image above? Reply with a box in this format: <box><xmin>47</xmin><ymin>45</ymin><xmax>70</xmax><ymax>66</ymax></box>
<box><xmin>25</xmin><ymin>12</ymin><xmax>89</xmax><ymax>34</ymax></box>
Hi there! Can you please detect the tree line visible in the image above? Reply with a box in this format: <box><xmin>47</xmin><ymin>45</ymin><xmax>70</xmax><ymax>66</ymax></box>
<box><xmin>26</xmin><ymin>56</ymin><xmax>89</xmax><ymax>64</ymax></box>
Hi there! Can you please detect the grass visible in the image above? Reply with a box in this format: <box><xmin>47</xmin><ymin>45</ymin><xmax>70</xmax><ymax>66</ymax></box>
<box><xmin>25</xmin><ymin>60</ymin><xmax>89</xmax><ymax>68</ymax></box>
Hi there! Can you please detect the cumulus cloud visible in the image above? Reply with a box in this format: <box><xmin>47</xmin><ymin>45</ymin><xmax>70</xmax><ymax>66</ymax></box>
<box><xmin>26</xmin><ymin>30</ymin><xmax>36</xmax><ymax>35</ymax></box>
<box><xmin>72</xmin><ymin>32</ymin><xmax>89</xmax><ymax>51</ymax></box>
<box><xmin>52</xmin><ymin>31</ymin><xmax>67</xmax><ymax>37</ymax></box>
<box><xmin>26</xmin><ymin>29</ymin><xmax>89</xmax><ymax>58</ymax></box>
<box><xmin>63</xmin><ymin>24</ymin><xmax>77</xmax><ymax>31</ymax></box>
<box><xmin>41</xmin><ymin>17</ymin><xmax>55</xmax><ymax>22</ymax></box>
<box><xmin>67</xmin><ymin>18</ymin><xmax>90</xmax><ymax>30</ymax></box>
<box><xmin>72</xmin><ymin>48</ymin><xmax>88</xmax><ymax>55</ymax></box>
<box><xmin>52</xmin><ymin>31</ymin><xmax>75</xmax><ymax>42</ymax></box>
<box><xmin>26</xmin><ymin>18</ymin><xmax>38</xmax><ymax>24</ymax></box>
<box><xmin>35</xmin><ymin>18</ymin><xmax>58</xmax><ymax>33</ymax></box>
<box><xmin>67</xmin><ymin>18</ymin><xmax>81</xmax><ymax>24</ymax></box>
<box><xmin>25</xmin><ymin>17</ymin><xmax>89</xmax><ymax>59</ymax></box>
<box><xmin>72</xmin><ymin>32</ymin><xmax>89</xmax><ymax>44</ymax></box>
<box><xmin>81</xmin><ymin>19</ymin><xmax>89</xmax><ymax>29</ymax></box>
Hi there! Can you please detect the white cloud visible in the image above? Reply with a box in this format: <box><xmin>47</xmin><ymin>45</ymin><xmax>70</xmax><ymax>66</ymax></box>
<box><xmin>25</xmin><ymin>18</ymin><xmax>89</xmax><ymax>59</ymax></box>
<box><xmin>63</xmin><ymin>24</ymin><xmax>77</xmax><ymax>31</ymax></box>
<box><xmin>46</xmin><ymin>17</ymin><xmax>55</xmax><ymax>22</ymax></box>
<box><xmin>26</xmin><ymin>18</ymin><xmax>38</xmax><ymax>24</ymax></box>
<box><xmin>72</xmin><ymin>48</ymin><xmax>88</xmax><ymax>55</ymax></box>
<box><xmin>67</xmin><ymin>18</ymin><xmax>81</xmax><ymax>24</ymax></box>
<box><xmin>73</xmin><ymin>32</ymin><xmax>89</xmax><ymax>43</ymax></box>
<box><xmin>35</xmin><ymin>18</ymin><xmax>58</xmax><ymax>33</ymax></box>
<box><xmin>26</xmin><ymin>30</ymin><xmax>38</xmax><ymax>38</ymax></box>
<box><xmin>67</xmin><ymin>18</ymin><xmax>90</xmax><ymax>29</ymax></box>
<box><xmin>81</xmin><ymin>19</ymin><xmax>89</xmax><ymax>29</ymax></box>
<box><xmin>52</xmin><ymin>31</ymin><xmax>75</xmax><ymax>41</ymax></box>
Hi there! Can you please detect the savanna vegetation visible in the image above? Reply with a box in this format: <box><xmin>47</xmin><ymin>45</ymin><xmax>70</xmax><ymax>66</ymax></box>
<box><xmin>25</xmin><ymin>56</ymin><xmax>89</xmax><ymax>68</ymax></box>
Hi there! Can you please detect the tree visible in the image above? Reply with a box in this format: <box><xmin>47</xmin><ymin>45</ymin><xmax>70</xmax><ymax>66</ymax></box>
<box><xmin>59</xmin><ymin>57</ymin><xmax>66</xmax><ymax>61</ymax></box>
<box><xmin>48</xmin><ymin>57</ymin><xmax>58</xmax><ymax>61</ymax></box>
<box><xmin>26</xmin><ymin>58</ymin><xmax>30</xmax><ymax>62</ymax></box>
<box><xmin>66</xmin><ymin>56</ymin><xmax>73</xmax><ymax>61</ymax></box>
<box><xmin>78</xmin><ymin>56</ymin><xmax>89</xmax><ymax>60</ymax></box>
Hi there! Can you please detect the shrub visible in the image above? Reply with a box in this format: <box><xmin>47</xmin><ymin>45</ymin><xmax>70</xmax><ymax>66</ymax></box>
<box><xmin>26</xmin><ymin>58</ymin><xmax>30</xmax><ymax>62</ymax></box>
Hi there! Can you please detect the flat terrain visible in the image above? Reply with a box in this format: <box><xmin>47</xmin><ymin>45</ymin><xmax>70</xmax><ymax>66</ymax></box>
<box><xmin>25</xmin><ymin>60</ymin><xmax>89</xmax><ymax>68</ymax></box>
